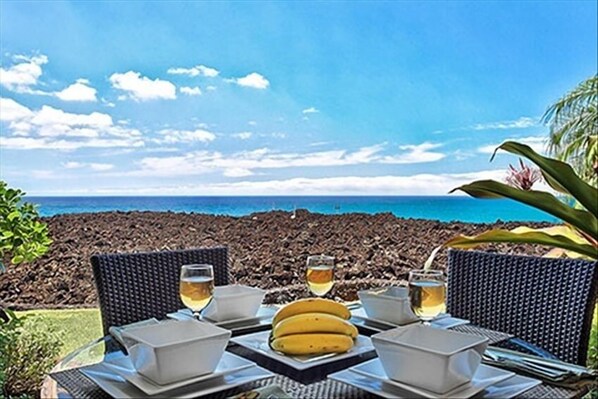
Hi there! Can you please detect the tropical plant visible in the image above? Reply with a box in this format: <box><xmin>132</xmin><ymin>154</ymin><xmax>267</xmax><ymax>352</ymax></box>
<box><xmin>0</xmin><ymin>181</ymin><xmax>53</xmax><ymax>397</ymax></box>
<box><xmin>0</xmin><ymin>181</ymin><xmax>52</xmax><ymax>273</ymax></box>
<box><xmin>429</xmin><ymin>141</ymin><xmax>597</xmax><ymax>261</ymax></box>
<box><xmin>543</xmin><ymin>75</ymin><xmax>598</xmax><ymax>186</ymax></box>
<box><xmin>1</xmin><ymin>310</ymin><xmax>62</xmax><ymax>398</ymax></box>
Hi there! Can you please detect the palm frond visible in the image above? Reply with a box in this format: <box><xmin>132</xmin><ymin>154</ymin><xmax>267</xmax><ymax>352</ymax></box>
<box><xmin>544</xmin><ymin>75</ymin><xmax>598</xmax><ymax>182</ymax></box>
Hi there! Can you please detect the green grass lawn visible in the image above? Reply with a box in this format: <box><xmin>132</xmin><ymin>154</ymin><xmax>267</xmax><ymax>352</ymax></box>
<box><xmin>16</xmin><ymin>308</ymin><xmax>103</xmax><ymax>358</ymax></box>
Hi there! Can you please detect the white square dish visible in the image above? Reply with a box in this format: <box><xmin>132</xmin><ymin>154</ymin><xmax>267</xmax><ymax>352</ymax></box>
<box><xmin>358</xmin><ymin>287</ymin><xmax>419</xmax><ymax>326</ymax></box>
<box><xmin>121</xmin><ymin>319</ymin><xmax>231</xmax><ymax>385</ymax></box>
<box><xmin>82</xmin><ymin>362</ymin><xmax>273</xmax><ymax>399</ymax></box>
<box><xmin>329</xmin><ymin>367</ymin><xmax>536</xmax><ymax>399</ymax></box>
<box><xmin>351</xmin><ymin>307</ymin><xmax>469</xmax><ymax>332</ymax></box>
<box><xmin>371</xmin><ymin>324</ymin><xmax>488</xmax><ymax>394</ymax></box>
<box><xmin>203</xmin><ymin>285</ymin><xmax>266</xmax><ymax>322</ymax></box>
<box><xmin>351</xmin><ymin>358</ymin><xmax>513</xmax><ymax>398</ymax></box>
<box><xmin>103</xmin><ymin>351</ymin><xmax>254</xmax><ymax>395</ymax></box>
<box><xmin>231</xmin><ymin>330</ymin><xmax>375</xmax><ymax>371</ymax></box>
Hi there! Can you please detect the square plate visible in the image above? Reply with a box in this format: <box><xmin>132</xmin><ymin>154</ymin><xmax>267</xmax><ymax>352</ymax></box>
<box><xmin>168</xmin><ymin>306</ymin><xmax>276</xmax><ymax>330</ymax></box>
<box><xmin>351</xmin><ymin>308</ymin><xmax>469</xmax><ymax>331</ymax></box>
<box><xmin>81</xmin><ymin>363</ymin><xmax>273</xmax><ymax>399</ymax></box>
<box><xmin>230</xmin><ymin>331</ymin><xmax>375</xmax><ymax>371</ymax></box>
<box><xmin>103</xmin><ymin>351</ymin><xmax>254</xmax><ymax>395</ymax></box>
<box><xmin>329</xmin><ymin>369</ymin><xmax>538</xmax><ymax>399</ymax></box>
<box><xmin>351</xmin><ymin>358</ymin><xmax>513</xmax><ymax>399</ymax></box>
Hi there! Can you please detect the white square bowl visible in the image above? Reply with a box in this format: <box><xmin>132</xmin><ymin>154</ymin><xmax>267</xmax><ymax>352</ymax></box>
<box><xmin>371</xmin><ymin>324</ymin><xmax>488</xmax><ymax>394</ymax></box>
<box><xmin>121</xmin><ymin>319</ymin><xmax>231</xmax><ymax>385</ymax></box>
<box><xmin>203</xmin><ymin>285</ymin><xmax>266</xmax><ymax>322</ymax></box>
<box><xmin>358</xmin><ymin>286</ymin><xmax>419</xmax><ymax>325</ymax></box>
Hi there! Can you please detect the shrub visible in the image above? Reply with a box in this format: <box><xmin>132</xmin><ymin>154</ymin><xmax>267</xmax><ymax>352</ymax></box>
<box><xmin>0</xmin><ymin>181</ymin><xmax>52</xmax><ymax>271</ymax></box>
<box><xmin>1</xmin><ymin>311</ymin><xmax>62</xmax><ymax>398</ymax></box>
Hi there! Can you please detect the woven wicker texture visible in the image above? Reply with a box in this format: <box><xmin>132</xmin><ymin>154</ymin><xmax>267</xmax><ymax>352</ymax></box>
<box><xmin>91</xmin><ymin>246</ymin><xmax>230</xmax><ymax>334</ymax></box>
<box><xmin>451</xmin><ymin>324</ymin><xmax>513</xmax><ymax>344</ymax></box>
<box><xmin>447</xmin><ymin>249</ymin><xmax>598</xmax><ymax>366</ymax></box>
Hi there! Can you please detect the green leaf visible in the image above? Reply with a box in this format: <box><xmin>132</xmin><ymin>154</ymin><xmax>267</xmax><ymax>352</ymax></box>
<box><xmin>492</xmin><ymin>141</ymin><xmax>598</xmax><ymax>215</ymax></box>
<box><xmin>7</xmin><ymin>210</ymin><xmax>20</xmax><ymax>222</ymax></box>
<box><xmin>11</xmin><ymin>254</ymin><xmax>25</xmax><ymax>264</ymax></box>
<box><xmin>445</xmin><ymin>228</ymin><xmax>598</xmax><ymax>260</ymax></box>
<box><xmin>451</xmin><ymin>180</ymin><xmax>598</xmax><ymax>239</ymax></box>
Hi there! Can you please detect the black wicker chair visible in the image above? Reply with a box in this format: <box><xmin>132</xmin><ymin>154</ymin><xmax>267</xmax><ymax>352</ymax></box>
<box><xmin>447</xmin><ymin>249</ymin><xmax>598</xmax><ymax>366</ymax></box>
<box><xmin>91</xmin><ymin>246</ymin><xmax>230</xmax><ymax>335</ymax></box>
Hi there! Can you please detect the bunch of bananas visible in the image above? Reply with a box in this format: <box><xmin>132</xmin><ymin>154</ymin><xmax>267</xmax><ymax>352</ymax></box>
<box><xmin>269</xmin><ymin>298</ymin><xmax>358</xmax><ymax>356</ymax></box>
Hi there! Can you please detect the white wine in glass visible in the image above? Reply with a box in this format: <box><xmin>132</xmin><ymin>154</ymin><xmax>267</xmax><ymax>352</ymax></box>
<box><xmin>306</xmin><ymin>255</ymin><xmax>335</xmax><ymax>297</ymax></box>
<box><xmin>180</xmin><ymin>264</ymin><xmax>214</xmax><ymax>320</ymax></box>
<box><xmin>408</xmin><ymin>269</ymin><xmax>446</xmax><ymax>324</ymax></box>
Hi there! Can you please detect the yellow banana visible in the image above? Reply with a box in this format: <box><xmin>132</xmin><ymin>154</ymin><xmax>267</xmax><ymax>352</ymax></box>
<box><xmin>273</xmin><ymin>312</ymin><xmax>358</xmax><ymax>339</ymax></box>
<box><xmin>270</xmin><ymin>333</ymin><xmax>354</xmax><ymax>355</ymax></box>
<box><xmin>272</xmin><ymin>298</ymin><xmax>350</xmax><ymax>327</ymax></box>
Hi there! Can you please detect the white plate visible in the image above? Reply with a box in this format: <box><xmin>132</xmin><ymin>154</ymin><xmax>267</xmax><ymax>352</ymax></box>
<box><xmin>481</xmin><ymin>374</ymin><xmax>541</xmax><ymax>398</ymax></box>
<box><xmin>81</xmin><ymin>363</ymin><xmax>273</xmax><ymax>399</ymax></box>
<box><xmin>351</xmin><ymin>308</ymin><xmax>469</xmax><ymax>330</ymax></box>
<box><xmin>231</xmin><ymin>330</ymin><xmax>375</xmax><ymax>371</ymax></box>
<box><xmin>168</xmin><ymin>306</ymin><xmax>276</xmax><ymax>327</ymax></box>
<box><xmin>103</xmin><ymin>351</ymin><xmax>254</xmax><ymax>395</ymax></box>
<box><xmin>330</xmin><ymin>369</ymin><xmax>537</xmax><ymax>399</ymax></box>
<box><xmin>351</xmin><ymin>358</ymin><xmax>514</xmax><ymax>399</ymax></box>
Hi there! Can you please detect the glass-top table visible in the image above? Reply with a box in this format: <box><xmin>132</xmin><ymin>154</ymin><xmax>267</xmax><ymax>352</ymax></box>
<box><xmin>43</xmin><ymin>306</ymin><xmax>592</xmax><ymax>399</ymax></box>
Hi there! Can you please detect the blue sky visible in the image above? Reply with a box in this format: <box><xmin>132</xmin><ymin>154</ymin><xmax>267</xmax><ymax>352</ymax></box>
<box><xmin>1</xmin><ymin>1</ymin><xmax>596</xmax><ymax>195</ymax></box>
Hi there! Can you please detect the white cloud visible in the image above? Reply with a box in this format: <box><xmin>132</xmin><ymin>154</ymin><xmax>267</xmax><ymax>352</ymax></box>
<box><xmin>90</xmin><ymin>163</ymin><xmax>114</xmax><ymax>171</ymax></box>
<box><xmin>302</xmin><ymin>107</ymin><xmax>319</xmax><ymax>114</ymax></box>
<box><xmin>63</xmin><ymin>161</ymin><xmax>84</xmax><ymax>169</ymax></box>
<box><xmin>0</xmin><ymin>54</ymin><xmax>48</xmax><ymax>93</ymax></box>
<box><xmin>227</xmin><ymin>73</ymin><xmax>269</xmax><ymax>89</ymax></box>
<box><xmin>109</xmin><ymin>71</ymin><xmax>176</xmax><ymax>101</ymax></box>
<box><xmin>223</xmin><ymin>168</ymin><xmax>254</xmax><ymax>177</ymax></box>
<box><xmin>55</xmin><ymin>79</ymin><xmax>97</xmax><ymax>102</ymax></box>
<box><xmin>0</xmin><ymin>98</ymin><xmax>143</xmax><ymax>150</ymax></box>
<box><xmin>206</xmin><ymin>85</ymin><xmax>217</xmax><ymax>91</ymax></box>
<box><xmin>67</xmin><ymin>170</ymin><xmax>508</xmax><ymax>196</ymax></box>
<box><xmin>232</xmin><ymin>132</ymin><xmax>252</xmax><ymax>140</ymax></box>
<box><xmin>470</xmin><ymin>117</ymin><xmax>538</xmax><ymax>131</ymax></box>
<box><xmin>1</xmin><ymin>136</ymin><xmax>143</xmax><ymax>150</ymax></box>
<box><xmin>380</xmin><ymin>142</ymin><xmax>446</xmax><ymax>164</ymax></box>
<box><xmin>0</xmin><ymin>98</ymin><xmax>34</xmax><ymax>121</ymax></box>
<box><xmin>478</xmin><ymin>136</ymin><xmax>547</xmax><ymax>155</ymax></box>
<box><xmin>309</xmin><ymin>141</ymin><xmax>332</xmax><ymax>147</ymax></box>
<box><xmin>195</xmin><ymin>171</ymin><xmax>507</xmax><ymax>195</ymax></box>
<box><xmin>167</xmin><ymin>65</ymin><xmax>219</xmax><ymax>78</ymax></box>
<box><xmin>62</xmin><ymin>161</ymin><xmax>113</xmax><ymax>171</ymax></box>
<box><xmin>248</xmin><ymin>120</ymin><xmax>257</xmax><ymax>126</ymax></box>
<box><xmin>180</xmin><ymin>86</ymin><xmax>202</xmax><ymax>96</ymax></box>
<box><xmin>155</xmin><ymin>128</ymin><xmax>216</xmax><ymax>144</ymax></box>
<box><xmin>126</xmin><ymin>142</ymin><xmax>445</xmax><ymax>177</ymax></box>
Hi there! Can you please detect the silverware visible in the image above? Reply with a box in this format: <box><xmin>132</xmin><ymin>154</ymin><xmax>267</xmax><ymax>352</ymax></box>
<box><xmin>483</xmin><ymin>347</ymin><xmax>596</xmax><ymax>383</ymax></box>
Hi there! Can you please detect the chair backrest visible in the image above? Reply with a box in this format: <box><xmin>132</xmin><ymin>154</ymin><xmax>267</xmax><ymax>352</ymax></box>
<box><xmin>447</xmin><ymin>249</ymin><xmax>598</xmax><ymax>366</ymax></box>
<box><xmin>91</xmin><ymin>246</ymin><xmax>230</xmax><ymax>335</ymax></box>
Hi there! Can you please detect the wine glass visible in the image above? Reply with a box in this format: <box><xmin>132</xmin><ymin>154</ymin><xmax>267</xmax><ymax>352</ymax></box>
<box><xmin>408</xmin><ymin>269</ymin><xmax>446</xmax><ymax>325</ymax></box>
<box><xmin>306</xmin><ymin>255</ymin><xmax>335</xmax><ymax>297</ymax></box>
<box><xmin>180</xmin><ymin>264</ymin><xmax>214</xmax><ymax>320</ymax></box>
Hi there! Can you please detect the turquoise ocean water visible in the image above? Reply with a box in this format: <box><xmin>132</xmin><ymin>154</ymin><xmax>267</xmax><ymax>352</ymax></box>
<box><xmin>27</xmin><ymin>196</ymin><xmax>554</xmax><ymax>223</ymax></box>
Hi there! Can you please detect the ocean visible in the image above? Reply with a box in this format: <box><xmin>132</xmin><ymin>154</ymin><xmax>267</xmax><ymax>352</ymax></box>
<box><xmin>26</xmin><ymin>196</ymin><xmax>555</xmax><ymax>223</ymax></box>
